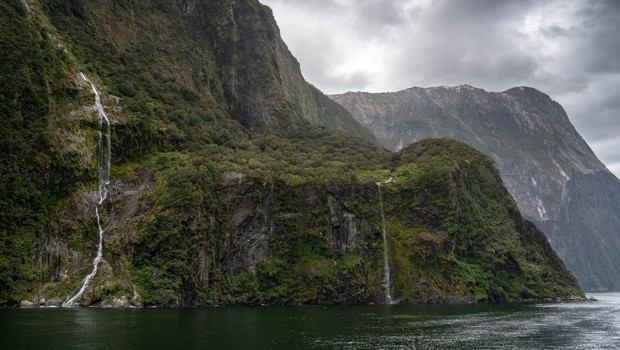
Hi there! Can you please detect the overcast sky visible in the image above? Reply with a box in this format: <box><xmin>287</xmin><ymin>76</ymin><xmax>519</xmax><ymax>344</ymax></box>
<box><xmin>260</xmin><ymin>0</ymin><xmax>620</xmax><ymax>178</ymax></box>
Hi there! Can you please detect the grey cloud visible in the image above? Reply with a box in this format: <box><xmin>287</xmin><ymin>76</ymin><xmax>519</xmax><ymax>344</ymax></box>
<box><xmin>263</xmin><ymin>0</ymin><xmax>341</xmax><ymax>11</ymax></box>
<box><xmin>573</xmin><ymin>1</ymin><xmax>620</xmax><ymax>75</ymax></box>
<box><xmin>572</xmin><ymin>103</ymin><xmax>620</xmax><ymax>141</ymax></box>
<box><xmin>562</xmin><ymin>75</ymin><xmax>620</xmax><ymax>151</ymax></box>
<box><xmin>581</xmin><ymin>34</ymin><xmax>620</xmax><ymax>75</ymax></box>
<box><xmin>429</xmin><ymin>0</ymin><xmax>537</xmax><ymax>25</ymax></box>
<box><xmin>286</xmin><ymin>35</ymin><xmax>372</xmax><ymax>92</ymax></box>
<box><xmin>265</xmin><ymin>0</ymin><xmax>411</xmax><ymax>38</ymax></box>
<box><xmin>260</xmin><ymin>0</ymin><xmax>346</xmax><ymax>27</ymax></box>
<box><xmin>352</xmin><ymin>0</ymin><xmax>408</xmax><ymax>35</ymax></box>
<box><xmin>389</xmin><ymin>0</ymin><xmax>542</xmax><ymax>91</ymax></box>
<box><xmin>464</xmin><ymin>54</ymin><xmax>539</xmax><ymax>82</ymax></box>
<box><xmin>539</xmin><ymin>25</ymin><xmax>570</xmax><ymax>38</ymax></box>
<box><xmin>539</xmin><ymin>74</ymin><xmax>590</xmax><ymax>95</ymax></box>
<box><xmin>323</xmin><ymin>70</ymin><xmax>373</xmax><ymax>92</ymax></box>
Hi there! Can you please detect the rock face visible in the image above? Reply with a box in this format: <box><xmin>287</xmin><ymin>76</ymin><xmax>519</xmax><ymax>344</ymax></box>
<box><xmin>332</xmin><ymin>86</ymin><xmax>620</xmax><ymax>291</ymax></box>
<box><xmin>194</xmin><ymin>0</ymin><xmax>376</xmax><ymax>141</ymax></box>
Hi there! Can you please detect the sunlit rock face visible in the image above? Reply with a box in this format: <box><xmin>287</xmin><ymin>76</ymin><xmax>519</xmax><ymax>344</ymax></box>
<box><xmin>332</xmin><ymin>86</ymin><xmax>620</xmax><ymax>291</ymax></box>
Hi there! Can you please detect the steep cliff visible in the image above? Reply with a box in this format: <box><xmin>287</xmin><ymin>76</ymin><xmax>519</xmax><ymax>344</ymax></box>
<box><xmin>332</xmin><ymin>86</ymin><xmax>620</xmax><ymax>291</ymax></box>
<box><xmin>194</xmin><ymin>0</ymin><xmax>376</xmax><ymax>141</ymax></box>
<box><xmin>0</xmin><ymin>0</ymin><xmax>582</xmax><ymax>305</ymax></box>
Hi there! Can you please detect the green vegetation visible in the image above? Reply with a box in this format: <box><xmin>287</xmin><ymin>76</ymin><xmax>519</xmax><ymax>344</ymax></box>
<box><xmin>388</xmin><ymin>140</ymin><xmax>581</xmax><ymax>301</ymax></box>
<box><xmin>0</xmin><ymin>0</ymin><xmax>582</xmax><ymax>305</ymax></box>
<box><xmin>0</xmin><ymin>0</ymin><xmax>89</xmax><ymax>303</ymax></box>
<box><xmin>115</xmin><ymin>138</ymin><xmax>581</xmax><ymax>305</ymax></box>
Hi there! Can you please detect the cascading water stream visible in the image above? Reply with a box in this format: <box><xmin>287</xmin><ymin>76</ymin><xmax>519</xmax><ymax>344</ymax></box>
<box><xmin>63</xmin><ymin>73</ymin><xmax>111</xmax><ymax>307</ymax></box>
<box><xmin>376</xmin><ymin>182</ymin><xmax>393</xmax><ymax>304</ymax></box>
<box><xmin>229</xmin><ymin>0</ymin><xmax>238</xmax><ymax>98</ymax></box>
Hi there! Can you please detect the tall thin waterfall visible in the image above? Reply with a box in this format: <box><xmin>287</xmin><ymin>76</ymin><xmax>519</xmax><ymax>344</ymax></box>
<box><xmin>229</xmin><ymin>0</ymin><xmax>238</xmax><ymax>97</ymax></box>
<box><xmin>63</xmin><ymin>73</ymin><xmax>111</xmax><ymax>307</ymax></box>
<box><xmin>376</xmin><ymin>183</ymin><xmax>393</xmax><ymax>304</ymax></box>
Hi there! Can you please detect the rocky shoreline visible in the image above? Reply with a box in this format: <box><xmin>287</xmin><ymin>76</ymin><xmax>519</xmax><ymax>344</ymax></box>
<box><xmin>13</xmin><ymin>294</ymin><xmax>589</xmax><ymax>308</ymax></box>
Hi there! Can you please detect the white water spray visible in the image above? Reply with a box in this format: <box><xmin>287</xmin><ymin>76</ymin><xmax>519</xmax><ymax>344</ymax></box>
<box><xmin>63</xmin><ymin>73</ymin><xmax>111</xmax><ymax>307</ymax></box>
<box><xmin>376</xmin><ymin>182</ymin><xmax>393</xmax><ymax>304</ymax></box>
<box><xmin>20</xmin><ymin>0</ymin><xmax>33</xmax><ymax>13</ymax></box>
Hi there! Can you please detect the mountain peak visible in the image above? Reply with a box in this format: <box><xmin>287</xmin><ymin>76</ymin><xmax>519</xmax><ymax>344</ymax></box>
<box><xmin>502</xmin><ymin>86</ymin><xmax>554</xmax><ymax>100</ymax></box>
<box><xmin>431</xmin><ymin>84</ymin><xmax>480</xmax><ymax>92</ymax></box>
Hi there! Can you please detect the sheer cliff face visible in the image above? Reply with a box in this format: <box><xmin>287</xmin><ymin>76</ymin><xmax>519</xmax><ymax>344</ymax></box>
<box><xmin>194</xmin><ymin>0</ymin><xmax>376</xmax><ymax>142</ymax></box>
<box><xmin>332</xmin><ymin>86</ymin><xmax>620</xmax><ymax>291</ymax></box>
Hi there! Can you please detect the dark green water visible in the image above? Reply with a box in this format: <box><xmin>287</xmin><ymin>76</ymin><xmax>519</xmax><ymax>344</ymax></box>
<box><xmin>1</xmin><ymin>293</ymin><xmax>618</xmax><ymax>349</ymax></box>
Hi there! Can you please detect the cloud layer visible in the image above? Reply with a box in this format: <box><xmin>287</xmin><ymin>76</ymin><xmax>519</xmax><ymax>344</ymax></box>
<box><xmin>261</xmin><ymin>0</ymin><xmax>620</xmax><ymax>178</ymax></box>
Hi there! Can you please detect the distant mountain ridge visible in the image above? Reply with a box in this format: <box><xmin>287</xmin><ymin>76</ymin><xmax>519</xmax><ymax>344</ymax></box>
<box><xmin>332</xmin><ymin>85</ymin><xmax>620</xmax><ymax>291</ymax></box>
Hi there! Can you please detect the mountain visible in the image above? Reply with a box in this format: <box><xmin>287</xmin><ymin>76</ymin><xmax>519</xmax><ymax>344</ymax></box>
<box><xmin>332</xmin><ymin>85</ymin><xmax>620</xmax><ymax>291</ymax></box>
<box><xmin>193</xmin><ymin>0</ymin><xmax>376</xmax><ymax>141</ymax></box>
<box><xmin>0</xmin><ymin>0</ymin><xmax>581</xmax><ymax>306</ymax></box>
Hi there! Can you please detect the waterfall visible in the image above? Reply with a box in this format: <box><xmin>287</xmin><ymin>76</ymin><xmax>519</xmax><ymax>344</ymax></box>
<box><xmin>376</xmin><ymin>182</ymin><xmax>393</xmax><ymax>304</ymax></box>
<box><xmin>229</xmin><ymin>0</ymin><xmax>237</xmax><ymax>98</ymax></box>
<box><xmin>20</xmin><ymin>0</ymin><xmax>33</xmax><ymax>13</ymax></box>
<box><xmin>63</xmin><ymin>73</ymin><xmax>111</xmax><ymax>307</ymax></box>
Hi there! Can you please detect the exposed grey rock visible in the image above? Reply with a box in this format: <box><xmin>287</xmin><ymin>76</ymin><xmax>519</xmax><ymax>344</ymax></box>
<box><xmin>100</xmin><ymin>296</ymin><xmax>130</xmax><ymax>308</ymax></box>
<box><xmin>19</xmin><ymin>300</ymin><xmax>35</xmax><ymax>308</ymax></box>
<box><xmin>45</xmin><ymin>297</ymin><xmax>62</xmax><ymax>307</ymax></box>
<box><xmin>326</xmin><ymin>192</ymin><xmax>362</xmax><ymax>253</ymax></box>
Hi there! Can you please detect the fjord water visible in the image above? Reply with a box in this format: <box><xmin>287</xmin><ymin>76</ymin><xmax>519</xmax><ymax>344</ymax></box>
<box><xmin>1</xmin><ymin>293</ymin><xmax>618</xmax><ymax>349</ymax></box>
